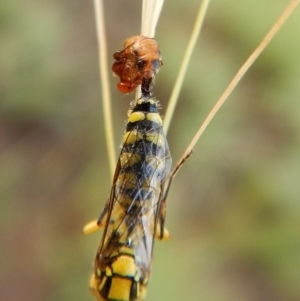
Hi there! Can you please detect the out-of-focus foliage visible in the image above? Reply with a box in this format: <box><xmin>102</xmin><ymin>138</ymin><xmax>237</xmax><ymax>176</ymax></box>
<box><xmin>1</xmin><ymin>1</ymin><xmax>300</xmax><ymax>301</ymax></box>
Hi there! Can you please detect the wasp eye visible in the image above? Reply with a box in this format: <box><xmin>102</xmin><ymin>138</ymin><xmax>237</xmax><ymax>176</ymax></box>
<box><xmin>137</xmin><ymin>60</ymin><xmax>146</xmax><ymax>69</ymax></box>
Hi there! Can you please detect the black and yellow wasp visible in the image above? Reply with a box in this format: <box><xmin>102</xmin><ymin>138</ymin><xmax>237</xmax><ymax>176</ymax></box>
<box><xmin>84</xmin><ymin>36</ymin><xmax>173</xmax><ymax>301</ymax></box>
<box><xmin>87</xmin><ymin>95</ymin><xmax>171</xmax><ymax>301</ymax></box>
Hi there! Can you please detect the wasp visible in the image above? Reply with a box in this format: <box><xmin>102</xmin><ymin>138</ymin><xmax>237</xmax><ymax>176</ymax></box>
<box><xmin>85</xmin><ymin>95</ymin><xmax>172</xmax><ymax>301</ymax></box>
<box><xmin>84</xmin><ymin>36</ymin><xmax>174</xmax><ymax>301</ymax></box>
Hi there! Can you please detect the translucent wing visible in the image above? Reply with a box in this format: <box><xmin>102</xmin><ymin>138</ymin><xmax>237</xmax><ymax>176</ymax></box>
<box><xmin>97</xmin><ymin>116</ymin><xmax>171</xmax><ymax>277</ymax></box>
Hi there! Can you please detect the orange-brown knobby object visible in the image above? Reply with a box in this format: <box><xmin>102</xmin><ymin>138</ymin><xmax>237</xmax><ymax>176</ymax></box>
<box><xmin>112</xmin><ymin>36</ymin><xmax>162</xmax><ymax>94</ymax></box>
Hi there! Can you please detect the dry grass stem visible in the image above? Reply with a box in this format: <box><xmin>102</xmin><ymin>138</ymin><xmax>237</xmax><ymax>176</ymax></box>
<box><xmin>163</xmin><ymin>0</ymin><xmax>211</xmax><ymax>135</ymax></box>
<box><xmin>94</xmin><ymin>0</ymin><xmax>116</xmax><ymax>178</ymax></box>
<box><xmin>172</xmin><ymin>0</ymin><xmax>300</xmax><ymax>178</ymax></box>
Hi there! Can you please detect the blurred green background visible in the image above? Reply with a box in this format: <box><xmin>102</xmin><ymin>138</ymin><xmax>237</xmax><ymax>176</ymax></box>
<box><xmin>1</xmin><ymin>1</ymin><xmax>300</xmax><ymax>300</ymax></box>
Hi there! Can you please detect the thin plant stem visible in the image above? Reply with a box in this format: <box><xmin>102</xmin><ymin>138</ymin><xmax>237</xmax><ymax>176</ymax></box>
<box><xmin>163</xmin><ymin>0</ymin><xmax>211</xmax><ymax>134</ymax></box>
<box><xmin>172</xmin><ymin>0</ymin><xmax>300</xmax><ymax>178</ymax></box>
<box><xmin>94</xmin><ymin>0</ymin><xmax>116</xmax><ymax>178</ymax></box>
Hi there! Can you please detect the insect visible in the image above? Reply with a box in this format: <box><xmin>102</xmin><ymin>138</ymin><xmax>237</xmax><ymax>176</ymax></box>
<box><xmin>84</xmin><ymin>33</ymin><xmax>174</xmax><ymax>300</ymax></box>
<box><xmin>112</xmin><ymin>35</ymin><xmax>162</xmax><ymax>94</ymax></box>
<box><xmin>85</xmin><ymin>0</ymin><xmax>300</xmax><ymax>300</ymax></box>
<box><xmin>86</xmin><ymin>92</ymin><xmax>172</xmax><ymax>301</ymax></box>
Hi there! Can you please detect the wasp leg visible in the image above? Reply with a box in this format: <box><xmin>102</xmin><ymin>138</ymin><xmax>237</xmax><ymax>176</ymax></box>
<box><xmin>154</xmin><ymin>149</ymin><xmax>194</xmax><ymax>240</ymax></box>
<box><xmin>155</xmin><ymin>222</ymin><xmax>170</xmax><ymax>240</ymax></box>
<box><xmin>155</xmin><ymin>197</ymin><xmax>170</xmax><ymax>240</ymax></box>
<box><xmin>82</xmin><ymin>199</ymin><xmax>110</xmax><ymax>235</ymax></box>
